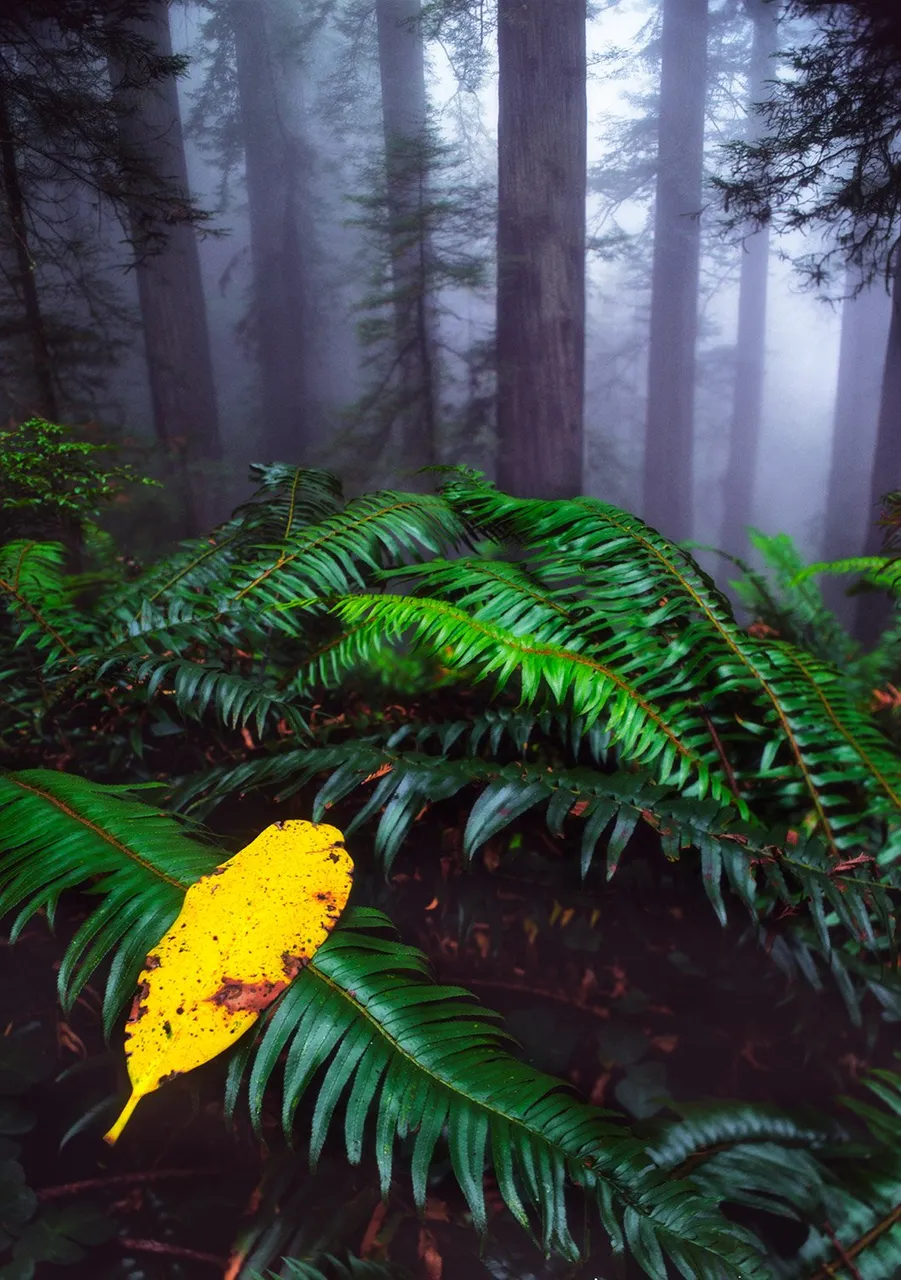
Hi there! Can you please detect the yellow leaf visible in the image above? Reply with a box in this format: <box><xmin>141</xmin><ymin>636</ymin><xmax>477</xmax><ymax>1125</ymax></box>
<box><xmin>103</xmin><ymin>819</ymin><xmax>353</xmax><ymax>1145</ymax></box>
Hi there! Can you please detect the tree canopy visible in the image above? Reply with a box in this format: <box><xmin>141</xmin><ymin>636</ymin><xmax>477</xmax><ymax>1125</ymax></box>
<box><xmin>716</xmin><ymin>0</ymin><xmax>901</xmax><ymax>291</ymax></box>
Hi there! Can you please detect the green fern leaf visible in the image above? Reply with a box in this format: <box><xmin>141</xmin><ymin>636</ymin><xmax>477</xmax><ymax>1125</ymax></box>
<box><xmin>0</xmin><ymin>770</ymin><xmax>764</xmax><ymax>1278</ymax></box>
<box><xmin>0</xmin><ymin>770</ymin><xmax>218</xmax><ymax>1034</ymax></box>
<box><xmin>439</xmin><ymin>474</ymin><xmax>901</xmax><ymax>858</ymax></box>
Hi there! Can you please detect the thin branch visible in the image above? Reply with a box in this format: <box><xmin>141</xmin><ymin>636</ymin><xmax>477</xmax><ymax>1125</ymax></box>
<box><xmin>118</xmin><ymin>1238</ymin><xmax>228</xmax><ymax>1267</ymax></box>
<box><xmin>36</xmin><ymin>1167</ymin><xmax>228</xmax><ymax>1201</ymax></box>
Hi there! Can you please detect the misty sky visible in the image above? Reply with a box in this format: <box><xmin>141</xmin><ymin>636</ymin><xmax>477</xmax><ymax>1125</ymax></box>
<box><xmin>166</xmin><ymin>0</ymin><xmax>855</xmax><ymax>561</ymax></box>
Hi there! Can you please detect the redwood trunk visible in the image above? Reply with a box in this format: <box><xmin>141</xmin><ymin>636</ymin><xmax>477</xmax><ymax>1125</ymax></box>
<box><xmin>0</xmin><ymin>77</ymin><xmax>57</xmax><ymax>421</ymax></box>
<box><xmin>719</xmin><ymin>0</ymin><xmax>778</xmax><ymax>560</ymax></box>
<box><xmin>375</xmin><ymin>0</ymin><xmax>439</xmax><ymax>481</ymax></box>
<box><xmin>642</xmin><ymin>0</ymin><xmax>708</xmax><ymax>542</ymax></box>
<box><xmin>822</xmin><ymin>267</ymin><xmax>891</xmax><ymax>622</ymax></box>
<box><xmin>232</xmin><ymin>0</ymin><xmax>319</xmax><ymax>465</ymax></box>
<box><xmin>107</xmin><ymin>0</ymin><xmax>220</xmax><ymax>467</ymax></box>
<box><xmin>855</xmin><ymin>251</ymin><xmax>901</xmax><ymax>647</ymax></box>
<box><xmin>496</xmin><ymin>0</ymin><xmax>587</xmax><ymax>499</ymax></box>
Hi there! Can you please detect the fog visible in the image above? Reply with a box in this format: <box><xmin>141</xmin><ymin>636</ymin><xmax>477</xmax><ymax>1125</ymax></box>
<box><xmin>5</xmin><ymin>0</ymin><xmax>893</xmax><ymax>617</ymax></box>
<box><xmin>161</xmin><ymin>0</ymin><xmax>874</xmax><ymax>559</ymax></box>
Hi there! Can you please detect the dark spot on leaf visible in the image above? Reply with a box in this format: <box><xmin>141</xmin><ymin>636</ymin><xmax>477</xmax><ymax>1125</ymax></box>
<box><xmin>163</xmin><ymin>1021</ymin><xmax>172</xmax><ymax>1038</ymax></box>
<box><xmin>158</xmin><ymin>1070</ymin><xmax>181</xmax><ymax>1085</ymax></box>
<box><xmin>209</xmin><ymin>982</ymin><xmax>242</xmax><ymax>1005</ymax></box>
<box><xmin>145</xmin><ymin>955</ymin><xmax>160</xmax><ymax>970</ymax></box>
<box><xmin>208</xmin><ymin>976</ymin><xmax>288</xmax><ymax>1013</ymax></box>
<box><xmin>175</xmin><ymin>1006</ymin><xmax>184</xmax><ymax>1015</ymax></box>
<box><xmin>210</xmin><ymin>867</ymin><xmax>226</xmax><ymax>875</ymax></box>
<box><xmin>127</xmin><ymin>985</ymin><xmax>149</xmax><ymax>1023</ymax></box>
<box><xmin>275</xmin><ymin>820</ymin><xmax>287</xmax><ymax>830</ymax></box>
<box><xmin>281</xmin><ymin>952</ymin><xmax>308</xmax><ymax>979</ymax></box>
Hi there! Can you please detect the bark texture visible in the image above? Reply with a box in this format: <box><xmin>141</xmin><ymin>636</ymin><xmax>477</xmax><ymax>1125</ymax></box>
<box><xmin>642</xmin><ymin>0</ymin><xmax>708</xmax><ymax>542</ymax></box>
<box><xmin>0</xmin><ymin>76</ymin><xmax>57</xmax><ymax>421</ymax></box>
<box><xmin>496</xmin><ymin>0</ymin><xmax>587</xmax><ymax>499</ymax></box>
<box><xmin>375</xmin><ymin>0</ymin><xmax>439</xmax><ymax>481</ymax></box>
<box><xmin>719</xmin><ymin>0</ymin><xmax>778</xmax><ymax>560</ymax></box>
<box><xmin>107</xmin><ymin>0</ymin><xmax>220</xmax><ymax>464</ymax></box>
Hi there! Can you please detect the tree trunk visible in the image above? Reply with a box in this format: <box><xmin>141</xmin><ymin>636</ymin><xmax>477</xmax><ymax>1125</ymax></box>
<box><xmin>0</xmin><ymin>75</ymin><xmax>57</xmax><ymax>422</ymax></box>
<box><xmin>375</xmin><ymin>0</ymin><xmax>439</xmax><ymax>483</ymax></box>
<box><xmin>821</xmin><ymin>266</ymin><xmax>891</xmax><ymax>623</ymax></box>
<box><xmin>231</xmin><ymin>0</ymin><xmax>319</xmax><ymax>466</ymax></box>
<box><xmin>642</xmin><ymin>0</ymin><xmax>708</xmax><ymax>543</ymax></box>
<box><xmin>106</xmin><ymin>0</ymin><xmax>220</xmax><ymax>475</ymax></box>
<box><xmin>495</xmin><ymin>0</ymin><xmax>586</xmax><ymax>499</ymax></box>
<box><xmin>855</xmin><ymin>251</ymin><xmax>901</xmax><ymax>647</ymax></box>
<box><xmin>718</xmin><ymin>0</ymin><xmax>778</xmax><ymax>561</ymax></box>
<box><xmin>0</xmin><ymin>74</ymin><xmax>83</xmax><ymax>569</ymax></box>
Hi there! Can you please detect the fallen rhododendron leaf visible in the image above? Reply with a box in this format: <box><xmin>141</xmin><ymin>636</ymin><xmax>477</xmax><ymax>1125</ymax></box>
<box><xmin>103</xmin><ymin>819</ymin><xmax>353</xmax><ymax>1144</ymax></box>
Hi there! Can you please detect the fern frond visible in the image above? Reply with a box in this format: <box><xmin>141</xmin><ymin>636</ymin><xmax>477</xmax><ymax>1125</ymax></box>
<box><xmin>230</xmin><ymin>907</ymin><xmax>765</xmax><ymax>1277</ymax></box>
<box><xmin>0</xmin><ymin>769</ymin><xmax>764</xmax><ymax>1278</ymax></box>
<box><xmin>164</xmin><ymin>706</ymin><xmax>616</xmax><ymax>821</ymax></box>
<box><xmin>308</xmin><ymin>745</ymin><xmax>897</xmax><ymax>952</ymax></box>
<box><xmin>793</xmin><ymin>555</ymin><xmax>901</xmax><ymax>594</ymax></box>
<box><xmin>773</xmin><ymin>645</ymin><xmax>901</xmax><ymax>865</ymax></box>
<box><xmin>0</xmin><ymin>770</ymin><xmax>218</xmax><ymax>1033</ymax></box>
<box><xmin>647</xmin><ymin>1069</ymin><xmax>901</xmax><ymax>1280</ymax></box>
<box><xmin>235</xmin><ymin>465</ymin><xmax>346</xmax><ymax>541</ymax></box>
<box><xmin>293</xmin><ymin>593</ymin><xmax>734</xmax><ymax>810</ymax></box>
<box><xmin>162</xmin><ymin>729</ymin><xmax>899</xmax><ymax>960</ymax></box>
<box><xmin>0</xmin><ymin>540</ymin><xmax>70</xmax><ymax>606</ymax></box>
<box><xmin>650</xmin><ymin>1104</ymin><xmax>837</xmax><ymax>1224</ymax></box>
<box><xmin>103</xmin><ymin>653</ymin><xmax>309</xmax><ymax>740</ymax></box>
<box><xmin>723</xmin><ymin>530</ymin><xmax>862</xmax><ymax>671</ymax></box>
<box><xmin>118</xmin><ymin>467</ymin><xmax>345</xmax><ymax>611</ymax></box>
<box><xmin>647</xmin><ymin>1099</ymin><xmax>838</xmax><ymax>1176</ymax></box>
<box><xmin>226</xmin><ymin>490</ymin><xmax>472</xmax><ymax>624</ymax></box>
<box><xmin>439</xmin><ymin>473</ymin><xmax>901</xmax><ymax>857</ymax></box>
<box><xmin>0</xmin><ymin>540</ymin><xmax>91</xmax><ymax>664</ymax></box>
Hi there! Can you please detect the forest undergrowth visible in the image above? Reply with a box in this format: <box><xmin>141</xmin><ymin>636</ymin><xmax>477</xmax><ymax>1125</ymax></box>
<box><xmin>3</xmin><ymin>425</ymin><xmax>901</xmax><ymax>1279</ymax></box>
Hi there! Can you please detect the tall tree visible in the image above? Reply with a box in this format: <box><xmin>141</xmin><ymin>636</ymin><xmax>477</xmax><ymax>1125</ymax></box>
<box><xmin>374</xmin><ymin>0</ymin><xmax>439</xmax><ymax>479</ymax></box>
<box><xmin>0</xmin><ymin>2</ymin><xmax>214</xmax><ymax>429</ymax></box>
<box><xmin>821</xmin><ymin>267</ymin><xmax>890</xmax><ymax>622</ymax></box>
<box><xmin>231</xmin><ymin>0</ymin><xmax>320</xmax><ymax>465</ymax></box>
<box><xmin>642</xmin><ymin>0</ymin><xmax>709</xmax><ymax>542</ymax></box>
<box><xmin>0</xmin><ymin>77</ymin><xmax>57</xmax><ymax>421</ymax></box>
<box><xmin>107</xmin><ymin>0</ymin><xmax>221</xmax><ymax>474</ymax></box>
<box><xmin>715</xmin><ymin>0</ymin><xmax>901</xmax><ymax>643</ymax></box>
<box><xmin>495</xmin><ymin>0</ymin><xmax>587</xmax><ymax>499</ymax></box>
<box><xmin>856</xmin><ymin>252</ymin><xmax>901</xmax><ymax>645</ymax></box>
<box><xmin>718</xmin><ymin>0</ymin><xmax>778</xmax><ymax>561</ymax></box>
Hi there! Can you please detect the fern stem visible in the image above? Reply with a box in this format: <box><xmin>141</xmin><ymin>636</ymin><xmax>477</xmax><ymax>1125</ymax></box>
<box><xmin>811</xmin><ymin>1205</ymin><xmax>901</xmax><ymax>1279</ymax></box>
<box><xmin>0</xmin><ymin>574</ymin><xmax>77</xmax><ymax>656</ymax></box>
